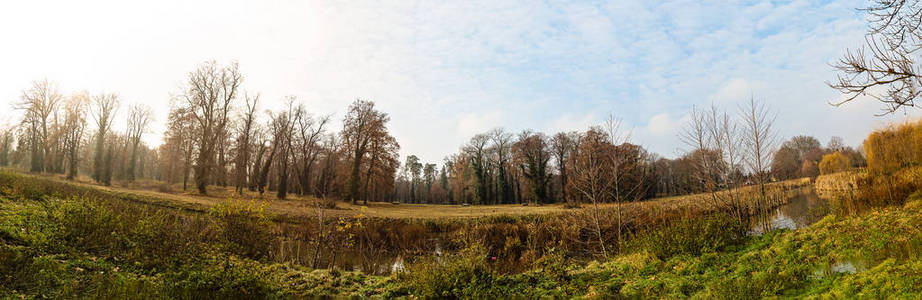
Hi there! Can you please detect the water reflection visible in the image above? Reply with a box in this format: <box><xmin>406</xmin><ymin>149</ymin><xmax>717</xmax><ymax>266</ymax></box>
<box><xmin>337</xmin><ymin>240</ymin><xmax>441</xmax><ymax>275</ymax></box>
<box><xmin>812</xmin><ymin>258</ymin><xmax>871</xmax><ymax>278</ymax></box>
<box><xmin>750</xmin><ymin>189</ymin><xmax>830</xmax><ymax>235</ymax></box>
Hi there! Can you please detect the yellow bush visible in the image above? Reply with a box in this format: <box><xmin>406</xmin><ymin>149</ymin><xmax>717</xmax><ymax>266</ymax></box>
<box><xmin>864</xmin><ymin>119</ymin><xmax>922</xmax><ymax>174</ymax></box>
<box><xmin>819</xmin><ymin>152</ymin><xmax>851</xmax><ymax>175</ymax></box>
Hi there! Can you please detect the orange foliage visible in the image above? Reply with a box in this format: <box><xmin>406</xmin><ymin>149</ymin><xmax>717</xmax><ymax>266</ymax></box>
<box><xmin>863</xmin><ymin>119</ymin><xmax>922</xmax><ymax>174</ymax></box>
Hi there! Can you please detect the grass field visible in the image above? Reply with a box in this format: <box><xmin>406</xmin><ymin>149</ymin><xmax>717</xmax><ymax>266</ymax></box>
<box><xmin>14</xmin><ymin>170</ymin><xmax>810</xmax><ymax>221</ymax></box>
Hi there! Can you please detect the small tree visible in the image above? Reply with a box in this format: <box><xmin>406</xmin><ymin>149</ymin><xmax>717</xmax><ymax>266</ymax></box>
<box><xmin>819</xmin><ymin>152</ymin><xmax>851</xmax><ymax>175</ymax></box>
<box><xmin>801</xmin><ymin>159</ymin><xmax>819</xmax><ymax>178</ymax></box>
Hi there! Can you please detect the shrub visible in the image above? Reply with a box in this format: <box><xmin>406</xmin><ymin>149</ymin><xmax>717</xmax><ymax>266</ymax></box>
<box><xmin>863</xmin><ymin>119</ymin><xmax>922</xmax><ymax>175</ymax></box>
<box><xmin>819</xmin><ymin>152</ymin><xmax>851</xmax><ymax>175</ymax></box>
<box><xmin>627</xmin><ymin>213</ymin><xmax>745</xmax><ymax>259</ymax></box>
<box><xmin>399</xmin><ymin>245</ymin><xmax>501</xmax><ymax>298</ymax></box>
<box><xmin>210</xmin><ymin>199</ymin><xmax>273</xmax><ymax>260</ymax></box>
<box><xmin>52</xmin><ymin>199</ymin><xmax>128</xmax><ymax>255</ymax></box>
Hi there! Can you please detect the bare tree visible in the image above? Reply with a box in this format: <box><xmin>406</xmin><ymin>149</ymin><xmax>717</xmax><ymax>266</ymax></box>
<box><xmin>829</xmin><ymin>0</ymin><xmax>922</xmax><ymax>114</ymax></box>
<box><xmin>740</xmin><ymin>97</ymin><xmax>778</xmax><ymax>231</ymax></box>
<box><xmin>126</xmin><ymin>103</ymin><xmax>152</xmax><ymax>182</ymax></box>
<box><xmin>235</xmin><ymin>93</ymin><xmax>259</xmax><ymax>194</ymax></box>
<box><xmin>679</xmin><ymin>106</ymin><xmax>720</xmax><ymax>194</ymax></box>
<box><xmin>568</xmin><ymin>127</ymin><xmax>616</xmax><ymax>256</ymax></box>
<box><xmin>90</xmin><ymin>93</ymin><xmax>119</xmax><ymax>184</ymax></box>
<box><xmin>16</xmin><ymin>79</ymin><xmax>63</xmax><ymax>173</ymax></box>
<box><xmin>181</xmin><ymin>60</ymin><xmax>242</xmax><ymax>194</ymax></box>
<box><xmin>62</xmin><ymin>92</ymin><xmax>88</xmax><ymax>180</ymax></box>
<box><xmin>706</xmin><ymin>104</ymin><xmax>746</xmax><ymax>225</ymax></box>
<box><xmin>603</xmin><ymin>115</ymin><xmax>647</xmax><ymax>248</ymax></box>
<box><xmin>550</xmin><ymin>132</ymin><xmax>577</xmax><ymax>204</ymax></box>
<box><xmin>294</xmin><ymin>107</ymin><xmax>330</xmax><ymax>196</ymax></box>
<box><xmin>740</xmin><ymin>97</ymin><xmax>778</xmax><ymax>196</ymax></box>
<box><xmin>489</xmin><ymin>128</ymin><xmax>514</xmax><ymax>204</ymax></box>
<box><xmin>270</xmin><ymin>97</ymin><xmax>298</xmax><ymax>199</ymax></box>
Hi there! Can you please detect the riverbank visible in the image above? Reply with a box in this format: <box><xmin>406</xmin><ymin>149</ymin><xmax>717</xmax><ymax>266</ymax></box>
<box><xmin>391</xmin><ymin>189</ymin><xmax>922</xmax><ymax>298</ymax></box>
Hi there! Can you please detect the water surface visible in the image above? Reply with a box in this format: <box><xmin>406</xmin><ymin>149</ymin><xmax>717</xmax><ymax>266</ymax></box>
<box><xmin>750</xmin><ymin>189</ymin><xmax>830</xmax><ymax>235</ymax></box>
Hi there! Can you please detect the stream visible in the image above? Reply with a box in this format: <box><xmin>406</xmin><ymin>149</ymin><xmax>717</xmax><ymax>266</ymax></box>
<box><xmin>749</xmin><ymin>188</ymin><xmax>831</xmax><ymax>235</ymax></box>
<box><xmin>322</xmin><ymin>188</ymin><xmax>855</xmax><ymax>275</ymax></box>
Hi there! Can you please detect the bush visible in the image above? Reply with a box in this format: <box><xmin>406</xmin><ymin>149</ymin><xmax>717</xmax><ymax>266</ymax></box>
<box><xmin>819</xmin><ymin>152</ymin><xmax>852</xmax><ymax>175</ymax></box>
<box><xmin>863</xmin><ymin>119</ymin><xmax>922</xmax><ymax>175</ymax></box>
<box><xmin>210</xmin><ymin>199</ymin><xmax>273</xmax><ymax>260</ymax></box>
<box><xmin>399</xmin><ymin>245</ymin><xmax>502</xmax><ymax>298</ymax></box>
<box><xmin>627</xmin><ymin>213</ymin><xmax>745</xmax><ymax>259</ymax></box>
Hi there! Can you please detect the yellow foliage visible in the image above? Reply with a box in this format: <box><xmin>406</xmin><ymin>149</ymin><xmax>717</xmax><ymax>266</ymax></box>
<box><xmin>863</xmin><ymin>119</ymin><xmax>922</xmax><ymax>174</ymax></box>
<box><xmin>819</xmin><ymin>151</ymin><xmax>851</xmax><ymax>175</ymax></box>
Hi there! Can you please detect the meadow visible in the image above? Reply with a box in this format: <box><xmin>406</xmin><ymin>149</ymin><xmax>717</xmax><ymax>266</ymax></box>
<box><xmin>21</xmin><ymin>170</ymin><xmax>809</xmax><ymax>220</ymax></box>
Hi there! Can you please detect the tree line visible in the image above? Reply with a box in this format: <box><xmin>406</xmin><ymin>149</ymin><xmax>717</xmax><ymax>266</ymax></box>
<box><xmin>5</xmin><ymin>61</ymin><xmax>400</xmax><ymax>204</ymax></box>
<box><xmin>4</xmin><ymin>60</ymin><xmax>868</xmax><ymax>206</ymax></box>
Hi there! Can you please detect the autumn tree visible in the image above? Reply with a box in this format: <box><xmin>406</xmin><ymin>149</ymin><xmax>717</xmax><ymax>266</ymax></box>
<box><xmin>801</xmin><ymin>159</ymin><xmax>819</xmax><ymax>178</ymax></box>
<box><xmin>161</xmin><ymin>106</ymin><xmax>196</xmax><ymax>190</ymax></box>
<box><xmin>362</xmin><ymin>129</ymin><xmax>398</xmax><ymax>204</ymax></box>
<box><xmin>819</xmin><ymin>151</ymin><xmax>852</xmax><ymax>175</ymax></box>
<box><xmin>180</xmin><ymin>60</ymin><xmax>242</xmax><ymax>194</ymax></box>
<box><xmin>341</xmin><ymin>99</ymin><xmax>390</xmax><ymax>204</ymax></box>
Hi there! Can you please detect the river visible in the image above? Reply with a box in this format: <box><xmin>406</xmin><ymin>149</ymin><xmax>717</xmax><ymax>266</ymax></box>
<box><xmin>749</xmin><ymin>188</ymin><xmax>831</xmax><ymax>235</ymax></box>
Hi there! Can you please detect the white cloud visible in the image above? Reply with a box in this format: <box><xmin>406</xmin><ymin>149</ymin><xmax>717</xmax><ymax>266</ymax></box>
<box><xmin>711</xmin><ymin>79</ymin><xmax>765</xmax><ymax>104</ymax></box>
<box><xmin>544</xmin><ymin>113</ymin><xmax>598</xmax><ymax>134</ymax></box>
<box><xmin>0</xmin><ymin>0</ymin><xmax>900</xmax><ymax>165</ymax></box>
<box><xmin>456</xmin><ymin>111</ymin><xmax>502</xmax><ymax>138</ymax></box>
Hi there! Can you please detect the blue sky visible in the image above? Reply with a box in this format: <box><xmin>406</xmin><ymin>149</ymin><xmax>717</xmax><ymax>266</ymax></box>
<box><xmin>1</xmin><ymin>0</ymin><xmax>918</xmax><ymax>163</ymax></box>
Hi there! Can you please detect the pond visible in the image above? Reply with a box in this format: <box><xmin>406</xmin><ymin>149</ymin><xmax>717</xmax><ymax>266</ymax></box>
<box><xmin>749</xmin><ymin>188</ymin><xmax>831</xmax><ymax>235</ymax></box>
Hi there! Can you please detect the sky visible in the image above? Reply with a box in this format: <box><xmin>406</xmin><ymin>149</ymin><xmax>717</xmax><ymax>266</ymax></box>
<box><xmin>1</xmin><ymin>0</ymin><xmax>920</xmax><ymax>163</ymax></box>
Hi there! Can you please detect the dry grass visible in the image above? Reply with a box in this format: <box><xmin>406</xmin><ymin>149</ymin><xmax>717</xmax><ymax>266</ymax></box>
<box><xmin>815</xmin><ymin>170</ymin><xmax>866</xmax><ymax>193</ymax></box>
<box><xmin>14</xmin><ymin>170</ymin><xmax>810</xmax><ymax>220</ymax></box>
